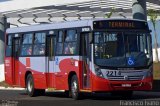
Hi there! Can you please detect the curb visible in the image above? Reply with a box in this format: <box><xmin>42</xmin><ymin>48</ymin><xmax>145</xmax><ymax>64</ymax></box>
<box><xmin>0</xmin><ymin>87</ymin><xmax>25</xmax><ymax>90</ymax></box>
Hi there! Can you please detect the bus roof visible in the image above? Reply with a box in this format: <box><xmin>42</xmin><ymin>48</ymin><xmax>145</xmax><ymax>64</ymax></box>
<box><xmin>6</xmin><ymin>18</ymin><xmax>146</xmax><ymax>34</ymax></box>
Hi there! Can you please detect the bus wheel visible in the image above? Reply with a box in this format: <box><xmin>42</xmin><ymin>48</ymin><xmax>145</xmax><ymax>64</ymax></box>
<box><xmin>70</xmin><ymin>75</ymin><xmax>80</xmax><ymax>100</ymax></box>
<box><xmin>26</xmin><ymin>74</ymin><xmax>37</xmax><ymax>97</ymax></box>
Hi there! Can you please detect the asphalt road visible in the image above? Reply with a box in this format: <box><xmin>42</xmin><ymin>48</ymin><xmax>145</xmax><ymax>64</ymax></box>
<box><xmin>0</xmin><ymin>90</ymin><xmax>160</xmax><ymax>106</ymax></box>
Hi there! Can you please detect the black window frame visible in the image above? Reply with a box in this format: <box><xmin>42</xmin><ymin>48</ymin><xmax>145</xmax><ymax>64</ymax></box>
<box><xmin>22</xmin><ymin>33</ymin><xmax>33</xmax><ymax>44</ymax></box>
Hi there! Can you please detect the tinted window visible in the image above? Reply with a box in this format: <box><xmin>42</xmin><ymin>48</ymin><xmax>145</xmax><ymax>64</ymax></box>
<box><xmin>56</xmin><ymin>43</ymin><xmax>63</xmax><ymax>54</ymax></box>
<box><xmin>21</xmin><ymin>45</ymin><xmax>32</xmax><ymax>56</ymax></box>
<box><xmin>58</xmin><ymin>31</ymin><xmax>63</xmax><ymax>42</ymax></box>
<box><xmin>34</xmin><ymin>33</ymin><xmax>46</xmax><ymax>44</ymax></box>
<box><xmin>33</xmin><ymin>44</ymin><xmax>45</xmax><ymax>55</ymax></box>
<box><xmin>63</xmin><ymin>30</ymin><xmax>77</xmax><ymax>55</ymax></box>
<box><xmin>64</xmin><ymin>42</ymin><xmax>77</xmax><ymax>54</ymax></box>
<box><xmin>56</xmin><ymin>30</ymin><xmax>78</xmax><ymax>55</ymax></box>
<box><xmin>65</xmin><ymin>30</ymin><xmax>77</xmax><ymax>42</ymax></box>
<box><xmin>22</xmin><ymin>33</ymin><xmax>33</xmax><ymax>44</ymax></box>
<box><xmin>94</xmin><ymin>32</ymin><xmax>152</xmax><ymax>67</ymax></box>
<box><xmin>32</xmin><ymin>32</ymin><xmax>46</xmax><ymax>56</ymax></box>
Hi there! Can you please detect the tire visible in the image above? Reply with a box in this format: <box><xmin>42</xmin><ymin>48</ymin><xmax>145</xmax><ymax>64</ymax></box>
<box><xmin>111</xmin><ymin>91</ymin><xmax>133</xmax><ymax>98</ymax></box>
<box><xmin>26</xmin><ymin>74</ymin><xmax>37</xmax><ymax>97</ymax></box>
<box><xmin>70</xmin><ymin>75</ymin><xmax>81</xmax><ymax>100</ymax></box>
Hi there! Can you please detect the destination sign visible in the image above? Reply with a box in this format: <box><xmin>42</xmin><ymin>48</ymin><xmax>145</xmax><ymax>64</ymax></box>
<box><xmin>109</xmin><ymin>22</ymin><xmax>135</xmax><ymax>28</ymax></box>
<box><xmin>93</xmin><ymin>20</ymin><xmax>149</xmax><ymax>30</ymax></box>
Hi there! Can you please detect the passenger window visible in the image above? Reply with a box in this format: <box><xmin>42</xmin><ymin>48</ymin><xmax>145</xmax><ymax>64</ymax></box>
<box><xmin>65</xmin><ymin>30</ymin><xmax>77</xmax><ymax>42</ymax></box>
<box><xmin>63</xmin><ymin>30</ymin><xmax>77</xmax><ymax>55</ymax></box>
<box><xmin>64</xmin><ymin>42</ymin><xmax>77</xmax><ymax>54</ymax></box>
<box><xmin>33</xmin><ymin>44</ymin><xmax>45</xmax><ymax>55</ymax></box>
<box><xmin>33</xmin><ymin>32</ymin><xmax>46</xmax><ymax>56</ymax></box>
<box><xmin>56</xmin><ymin>31</ymin><xmax>64</xmax><ymax>55</ymax></box>
<box><xmin>21</xmin><ymin>45</ymin><xmax>32</xmax><ymax>56</ymax></box>
<box><xmin>20</xmin><ymin>33</ymin><xmax>33</xmax><ymax>56</ymax></box>
<box><xmin>56</xmin><ymin>43</ymin><xmax>63</xmax><ymax>54</ymax></box>
<box><xmin>34</xmin><ymin>33</ymin><xmax>46</xmax><ymax>44</ymax></box>
<box><xmin>56</xmin><ymin>30</ymin><xmax>77</xmax><ymax>55</ymax></box>
<box><xmin>58</xmin><ymin>31</ymin><xmax>63</xmax><ymax>42</ymax></box>
<box><xmin>22</xmin><ymin>33</ymin><xmax>33</xmax><ymax>44</ymax></box>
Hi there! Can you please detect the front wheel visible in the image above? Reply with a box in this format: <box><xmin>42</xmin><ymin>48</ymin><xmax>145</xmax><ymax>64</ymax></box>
<box><xmin>70</xmin><ymin>75</ymin><xmax>81</xmax><ymax>100</ymax></box>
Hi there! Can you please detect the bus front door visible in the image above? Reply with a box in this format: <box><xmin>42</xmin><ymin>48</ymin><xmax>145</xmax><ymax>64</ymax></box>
<box><xmin>81</xmin><ymin>33</ymin><xmax>91</xmax><ymax>89</ymax></box>
<box><xmin>12</xmin><ymin>37</ymin><xmax>21</xmax><ymax>85</ymax></box>
<box><xmin>46</xmin><ymin>35</ymin><xmax>56</xmax><ymax>88</ymax></box>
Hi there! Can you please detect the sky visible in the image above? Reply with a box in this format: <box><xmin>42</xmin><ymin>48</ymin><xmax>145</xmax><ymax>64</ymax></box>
<box><xmin>0</xmin><ymin>0</ymin><xmax>91</xmax><ymax>12</ymax></box>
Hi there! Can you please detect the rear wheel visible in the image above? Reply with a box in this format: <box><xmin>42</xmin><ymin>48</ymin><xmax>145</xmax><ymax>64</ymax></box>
<box><xmin>70</xmin><ymin>75</ymin><xmax>81</xmax><ymax>100</ymax></box>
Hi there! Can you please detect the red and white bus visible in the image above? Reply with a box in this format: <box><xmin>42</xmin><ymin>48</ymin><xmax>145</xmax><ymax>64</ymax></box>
<box><xmin>5</xmin><ymin>19</ymin><xmax>153</xmax><ymax>99</ymax></box>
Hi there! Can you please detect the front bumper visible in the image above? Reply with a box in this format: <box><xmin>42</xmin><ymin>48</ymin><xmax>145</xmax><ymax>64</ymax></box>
<box><xmin>92</xmin><ymin>74</ymin><xmax>152</xmax><ymax>92</ymax></box>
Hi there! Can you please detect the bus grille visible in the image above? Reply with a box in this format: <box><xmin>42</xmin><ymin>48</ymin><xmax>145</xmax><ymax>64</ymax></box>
<box><xmin>107</xmin><ymin>75</ymin><xmax>143</xmax><ymax>81</ymax></box>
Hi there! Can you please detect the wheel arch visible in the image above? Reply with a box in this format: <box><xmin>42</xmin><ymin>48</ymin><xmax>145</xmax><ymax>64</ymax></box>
<box><xmin>25</xmin><ymin>71</ymin><xmax>32</xmax><ymax>86</ymax></box>
<box><xmin>68</xmin><ymin>71</ymin><xmax>77</xmax><ymax>90</ymax></box>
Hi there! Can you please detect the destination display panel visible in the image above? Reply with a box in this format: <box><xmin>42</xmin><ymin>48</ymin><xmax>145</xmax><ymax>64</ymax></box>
<box><xmin>93</xmin><ymin>20</ymin><xmax>149</xmax><ymax>30</ymax></box>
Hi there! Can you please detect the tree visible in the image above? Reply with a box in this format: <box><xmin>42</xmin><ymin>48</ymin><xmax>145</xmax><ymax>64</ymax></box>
<box><xmin>148</xmin><ymin>9</ymin><xmax>159</xmax><ymax>63</ymax></box>
<box><xmin>104</xmin><ymin>8</ymin><xmax>115</xmax><ymax>18</ymax></box>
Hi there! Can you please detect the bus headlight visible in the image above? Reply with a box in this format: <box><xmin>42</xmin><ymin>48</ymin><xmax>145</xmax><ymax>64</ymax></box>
<box><xmin>95</xmin><ymin>68</ymin><xmax>104</xmax><ymax>78</ymax></box>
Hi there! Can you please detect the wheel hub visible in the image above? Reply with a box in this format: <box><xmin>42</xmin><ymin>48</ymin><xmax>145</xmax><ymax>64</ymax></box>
<box><xmin>27</xmin><ymin>79</ymin><xmax>33</xmax><ymax>92</ymax></box>
<box><xmin>71</xmin><ymin>81</ymin><xmax>77</xmax><ymax>95</ymax></box>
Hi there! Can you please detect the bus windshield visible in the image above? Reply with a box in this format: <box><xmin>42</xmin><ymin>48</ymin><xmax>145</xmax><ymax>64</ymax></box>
<box><xmin>94</xmin><ymin>31</ymin><xmax>152</xmax><ymax>68</ymax></box>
